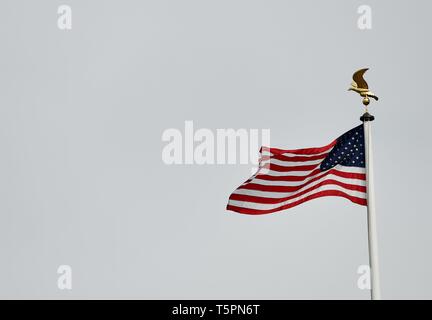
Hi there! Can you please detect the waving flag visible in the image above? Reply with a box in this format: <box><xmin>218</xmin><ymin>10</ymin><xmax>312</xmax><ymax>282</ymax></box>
<box><xmin>227</xmin><ymin>124</ymin><xmax>367</xmax><ymax>215</ymax></box>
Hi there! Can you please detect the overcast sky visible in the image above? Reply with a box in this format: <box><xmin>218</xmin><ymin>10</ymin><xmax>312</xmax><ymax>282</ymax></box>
<box><xmin>0</xmin><ymin>0</ymin><xmax>431</xmax><ymax>299</ymax></box>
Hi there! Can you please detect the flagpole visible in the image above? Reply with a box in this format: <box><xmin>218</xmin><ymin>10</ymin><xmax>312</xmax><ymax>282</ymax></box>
<box><xmin>349</xmin><ymin>68</ymin><xmax>381</xmax><ymax>300</ymax></box>
<box><xmin>361</xmin><ymin>109</ymin><xmax>381</xmax><ymax>300</ymax></box>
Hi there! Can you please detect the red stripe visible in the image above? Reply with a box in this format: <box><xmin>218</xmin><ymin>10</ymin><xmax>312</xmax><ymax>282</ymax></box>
<box><xmin>239</xmin><ymin>176</ymin><xmax>365</xmax><ymax>193</ymax></box>
<box><xmin>252</xmin><ymin>169</ymin><xmax>364</xmax><ymax>192</ymax></box>
<box><xmin>227</xmin><ymin>190</ymin><xmax>367</xmax><ymax>215</ymax></box>
<box><xmin>232</xmin><ymin>179</ymin><xmax>366</xmax><ymax>203</ymax></box>
<box><xmin>261</xmin><ymin>140</ymin><xmax>336</xmax><ymax>155</ymax></box>
<box><xmin>256</xmin><ymin>168</ymin><xmax>322</xmax><ymax>181</ymax></box>
<box><xmin>255</xmin><ymin>168</ymin><xmax>365</xmax><ymax>182</ymax></box>
<box><xmin>330</xmin><ymin>170</ymin><xmax>366</xmax><ymax>180</ymax></box>
<box><xmin>262</xmin><ymin>163</ymin><xmax>319</xmax><ymax>172</ymax></box>
<box><xmin>260</xmin><ymin>153</ymin><xmax>328</xmax><ymax>162</ymax></box>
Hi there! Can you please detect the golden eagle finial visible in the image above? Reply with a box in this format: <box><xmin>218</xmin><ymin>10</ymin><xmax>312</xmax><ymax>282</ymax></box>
<box><xmin>349</xmin><ymin>68</ymin><xmax>378</xmax><ymax>106</ymax></box>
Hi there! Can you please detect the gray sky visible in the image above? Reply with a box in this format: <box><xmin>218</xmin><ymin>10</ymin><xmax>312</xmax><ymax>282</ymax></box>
<box><xmin>0</xmin><ymin>0</ymin><xmax>431</xmax><ymax>299</ymax></box>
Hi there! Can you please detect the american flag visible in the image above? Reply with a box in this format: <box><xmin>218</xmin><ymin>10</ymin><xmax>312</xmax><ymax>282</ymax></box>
<box><xmin>227</xmin><ymin>124</ymin><xmax>367</xmax><ymax>215</ymax></box>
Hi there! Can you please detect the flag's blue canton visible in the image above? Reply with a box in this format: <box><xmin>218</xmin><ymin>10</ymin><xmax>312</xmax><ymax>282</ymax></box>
<box><xmin>320</xmin><ymin>124</ymin><xmax>365</xmax><ymax>171</ymax></box>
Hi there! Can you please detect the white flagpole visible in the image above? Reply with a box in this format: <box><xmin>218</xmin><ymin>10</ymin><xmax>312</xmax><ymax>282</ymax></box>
<box><xmin>362</xmin><ymin>114</ymin><xmax>381</xmax><ymax>300</ymax></box>
<box><xmin>350</xmin><ymin>68</ymin><xmax>381</xmax><ymax>300</ymax></box>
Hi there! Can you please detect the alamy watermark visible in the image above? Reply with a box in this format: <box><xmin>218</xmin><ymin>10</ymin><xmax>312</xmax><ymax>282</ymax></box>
<box><xmin>357</xmin><ymin>5</ymin><xmax>372</xmax><ymax>30</ymax></box>
<box><xmin>357</xmin><ymin>264</ymin><xmax>371</xmax><ymax>290</ymax></box>
<box><xmin>57</xmin><ymin>265</ymin><xmax>72</xmax><ymax>290</ymax></box>
<box><xmin>57</xmin><ymin>5</ymin><xmax>72</xmax><ymax>30</ymax></box>
<box><xmin>161</xmin><ymin>121</ymin><xmax>270</xmax><ymax>167</ymax></box>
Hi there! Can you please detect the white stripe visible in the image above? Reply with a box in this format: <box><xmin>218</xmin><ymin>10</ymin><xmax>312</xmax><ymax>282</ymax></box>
<box><xmin>228</xmin><ymin>185</ymin><xmax>366</xmax><ymax>211</ymax></box>
<box><xmin>233</xmin><ymin>174</ymin><xmax>366</xmax><ymax>199</ymax></box>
